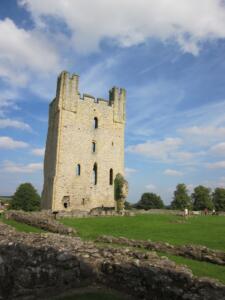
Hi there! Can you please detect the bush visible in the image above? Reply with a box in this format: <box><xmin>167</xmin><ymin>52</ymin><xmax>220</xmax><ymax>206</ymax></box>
<box><xmin>134</xmin><ymin>193</ymin><xmax>164</xmax><ymax>210</ymax></box>
<box><xmin>114</xmin><ymin>174</ymin><xmax>128</xmax><ymax>211</ymax></box>
<box><xmin>10</xmin><ymin>183</ymin><xmax>41</xmax><ymax>211</ymax></box>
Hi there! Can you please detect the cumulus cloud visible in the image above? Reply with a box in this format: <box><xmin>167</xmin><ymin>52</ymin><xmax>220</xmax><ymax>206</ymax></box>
<box><xmin>145</xmin><ymin>184</ymin><xmax>156</xmax><ymax>190</ymax></box>
<box><xmin>164</xmin><ymin>169</ymin><xmax>183</xmax><ymax>176</ymax></box>
<box><xmin>31</xmin><ymin>147</ymin><xmax>45</xmax><ymax>156</ymax></box>
<box><xmin>0</xmin><ymin>136</ymin><xmax>28</xmax><ymax>149</ymax></box>
<box><xmin>126</xmin><ymin>138</ymin><xmax>183</xmax><ymax>161</ymax></box>
<box><xmin>19</xmin><ymin>0</ymin><xmax>225</xmax><ymax>55</ymax></box>
<box><xmin>125</xmin><ymin>167</ymin><xmax>138</xmax><ymax>176</ymax></box>
<box><xmin>2</xmin><ymin>160</ymin><xmax>43</xmax><ymax>173</ymax></box>
<box><xmin>179</xmin><ymin>126</ymin><xmax>225</xmax><ymax>146</ymax></box>
<box><xmin>207</xmin><ymin>161</ymin><xmax>225</xmax><ymax>169</ymax></box>
<box><xmin>0</xmin><ymin>18</ymin><xmax>60</xmax><ymax>85</ymax></box>
<box><xmin>0</xmin><ymin>118</ymin><xmax>31</xmax><ymax>131</ymax></box>
<box><xmin>0</xmin><ymin>90</ymin><xmax>19</xmax><ymax>116</ymax></box>
<box><xmin>210</xmin><ymin>142</ymin><xmax>225</xmax><ymax>156</ymax></box>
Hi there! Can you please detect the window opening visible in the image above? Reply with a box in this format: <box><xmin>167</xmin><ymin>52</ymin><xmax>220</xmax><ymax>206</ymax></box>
<box><xmin>93</xmin><ymin>163</ymin><xmax>97</xmax><ymax>185</ymax></box>
<box><xmin>109</xmin><ymin>168</ymin><xmax>113</xmax><ymax>185</ymax></box>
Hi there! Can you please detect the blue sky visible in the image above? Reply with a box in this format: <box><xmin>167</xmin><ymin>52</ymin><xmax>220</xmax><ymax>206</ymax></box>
<box><xmin>1</xmin><ymin>0</ymin><xmax>225</xmax><ymax>204</ymax></box>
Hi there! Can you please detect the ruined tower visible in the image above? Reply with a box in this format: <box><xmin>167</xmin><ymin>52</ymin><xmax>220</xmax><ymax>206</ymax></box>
<box><xmin>41</xmin><ymin>71</ymin><xmax>126</xmax><ymax>211</ymax></box>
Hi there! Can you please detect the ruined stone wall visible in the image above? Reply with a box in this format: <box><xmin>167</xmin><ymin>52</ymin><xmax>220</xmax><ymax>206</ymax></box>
<box><xmin>42</xmin><ymin>71</ymin><xmax>126</xmax><ymax>212</ymax></box>
<box><xmin>97</xmin><ymin>235</ymin><xmax>225</xmax><ymax>266</ymax></box>
<box><xmin>5</xmin><ymin>211</ymin><xmax>77</xmax><ymax>235</ymax></box>
<box><xmin>0</xmin><ymin>223</ymin><xmax>225</xmax><ymax>300</ymax></box>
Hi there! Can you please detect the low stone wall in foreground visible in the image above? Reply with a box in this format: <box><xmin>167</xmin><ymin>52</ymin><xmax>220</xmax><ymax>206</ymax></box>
<box><xmin>97</xmin><ymin>235</ymin><xmax>225</xmax><ymax>266</ymax></box>
<box><xmin>0</xmin><ymin>223</ymin><xmax>224</xmax><ymax>300</ymax></box>
<box><xmin>5</xmin><ymin>211</ymin><xmax>77</xmax><ymax>236</ymax></box>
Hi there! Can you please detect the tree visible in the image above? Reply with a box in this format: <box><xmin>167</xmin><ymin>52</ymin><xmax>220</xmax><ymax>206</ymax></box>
<box><xmin>10</xmin><ymin>183</ymin><xmax>41</xmax><ymax>211</ymax></box>
<box><xmin>124</xmin><ymin>201</ymin><xmax>133</xmax><ymax>210</ymax></box>
<box><xmin>114</xmin><ymin>173</ymin><xmax>128</xmax><ymax>211</ymax></box>
<box><xmin>171</xmin><ymin>184</ymin><xmax>192</xmax><ymax>210</ymax></box>
<box><xmin>134</xmin><ymin>193</ymin><xmax>164</xmax><ymax>210</ymax></box>
<box><xmin>192</xmin><ymin>185</ymin><xmax>213</xmax><ymax>211</ymax></box>
<box><xmin>212</xmin><ymin>188</ymin><xmax>225</xmax><ymax>211</ymax></box>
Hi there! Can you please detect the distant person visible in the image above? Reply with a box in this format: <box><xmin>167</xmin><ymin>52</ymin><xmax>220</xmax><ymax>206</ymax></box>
<box><xmin>184</xmin><ymin>208</ymin><xmax>188</xmax><ymax>218</ymax></box>
<box><xmin>204</xmin><ymin>208</ymin><xmax>208</xmax><ymax>215</ymax></box>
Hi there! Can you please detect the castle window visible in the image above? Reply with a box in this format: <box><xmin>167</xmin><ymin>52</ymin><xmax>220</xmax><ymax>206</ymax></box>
<box><xmin>93</xmin><ymin>163</ymin><xmax>97</xmax><ymax>185</ymax></box>
<box><xmin>76</xmin><ymin>164</ymin><xmax>81</xmax><ymax>176</ymax></box>
<box><xmin>93</xmin><ymin>117</ymin><xmax>98</xmax><ymax>129</ymax></box>
<box><xmin>109</xmin><ymin>168</ymin><xmax>113</xmax><ymax>185</ymax></box>
<box><xmin>62</xmin><ymin>196</ymin><xmax>70</xmax><ymax>209</ymax></box>
<box><xmin>92</xmin><ymin>141</ymin><xmax>96</xmax><ymax>153</ymax></box>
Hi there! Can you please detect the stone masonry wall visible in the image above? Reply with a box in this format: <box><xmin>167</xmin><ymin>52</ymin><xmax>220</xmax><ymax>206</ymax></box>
<box><xmin>0</xmin><ymin>223</ymin><xmax>225</xmax><ymax>300</ymax></box>
<box><xmin>42</xmin><ymin>71</ymin><xmax>126</xmax><ymax>212</ymax></box>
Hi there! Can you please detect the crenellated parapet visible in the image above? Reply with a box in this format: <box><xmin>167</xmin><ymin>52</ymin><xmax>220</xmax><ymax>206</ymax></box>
<box><xmin>56</xmin><ymin>71</ymin><xmax>80</xmax><ymax>112</ymax></box>
<box><xmin>109</xmin><ymin>87</ymin><xmax>126</xmax><ymax>123</ymax></box>
<box><xmin>52</xmin><ymin>71</ymin><xmax>126</xmax><ymax>121</ymax></box>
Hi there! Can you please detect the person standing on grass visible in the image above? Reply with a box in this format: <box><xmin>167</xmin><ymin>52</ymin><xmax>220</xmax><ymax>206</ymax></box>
<box><xmin>184</xmin><ymin>208</ymin><xmax>188</xmax><ymax>218</ymax></box>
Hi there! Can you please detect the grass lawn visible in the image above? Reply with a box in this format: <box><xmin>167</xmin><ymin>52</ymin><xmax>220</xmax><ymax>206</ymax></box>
<box><xmin>0</xmin><ymin>214</ymin><xmax>44</xmax><ymax>233</ymax></box>
<box><xmin>61</xmin><ymin>214</ymin><xmax>225</xmax><ymax>284</ymax></box>
<box><xmin>61</xmin><ymin>214</ymin><xmax>225</xmax><ymax>251</ymax></box>
<box><xmin>160</xmin><ymin>253</ymin><xmax>225</xmax><ymax>284</ymax></box>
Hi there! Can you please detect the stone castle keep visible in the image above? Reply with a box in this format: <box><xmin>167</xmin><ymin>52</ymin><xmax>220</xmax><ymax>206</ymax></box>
<box><xmin>42</xmin><ymin>71</ymin><xmax>126</xmax><ymax>211</ymax></box>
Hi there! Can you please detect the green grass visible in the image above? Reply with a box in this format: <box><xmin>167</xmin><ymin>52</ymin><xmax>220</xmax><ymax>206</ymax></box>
<box><xmin>61</xmin><ymin>214</ymin><xmax>225</xmax><ymax>284</ymax></box>
<box><xmin>159</xmin><ymin>253</ymin><xmax>225</xmax><ymax>284</ymax></box>
<box><xmin>0</xmin><ymin>214</ymin><xmax>44</xmax><ymax>233</ymax></box>
<box><xmin>61</xmin><ymin>214</ymin><xmax>225</xmax><ymax>251</ymax></box>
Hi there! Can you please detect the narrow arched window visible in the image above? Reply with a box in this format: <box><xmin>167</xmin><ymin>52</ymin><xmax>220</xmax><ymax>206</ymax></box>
<box><xmin>76</xmin><ymin>164</ymin><xmax>81</xmax><ymax>176</ymax></box>
<box><xmin>92</xmin><ymin>141</ymin><xmax>96</xmax><ymax>153</ymax></box>
<box><xmin>93</xmin><ymin>117</ymin><xmax>98</xmax><ymax>129</ymax></box>
<box><xmin>93</xmin><ymin>163</ymin><xmax>97</xmax><ymax>185</ymax></box>
<box><xmin>109</xmin><ymin>168</ymin><xmax>113</xmax><ymax>185</ymax></box>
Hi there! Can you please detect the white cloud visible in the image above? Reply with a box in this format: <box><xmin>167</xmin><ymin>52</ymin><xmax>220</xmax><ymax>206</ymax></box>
<box><xmin>126</xmin><ymin>137</ymin><xmax>183</xmax><ymax>161</ymax></box>
<box><xmin>0</xmin><ymin>90</ymin><xmax>19</xmax><ymax>116</ymax></box>
<box><xmin>31</xmin><ymin>147</ymin><xmax>45</xmax><ymax>156</ymax></box>
<box><xmin>20</xmin><ymin>0</ymin><xmax>225</xmax><ymax>55</ymax></box>
<box><xmin>210</xmin><ymin>142</ymin><xmax>225</xmax><ymax>156</ymax></box>
<box><xmin>186</xmin><ymin>184</ymin><xmax>194</xmax><ymax>192</ymax></box>
<box><xmin>0</xmin><ymin>136</ymin><xmax>28</xmax><ymax>149</ymax></box>
<box><xmin>217</xmin><ymin>177</ymin><xmax>225</xmax><ymax>187</ymax></box>
<box><xmin>145</xmin><ymin>184</ymin><xmax>156</xmax><ymax>190</ymax></box>
<box><xmin>0</xmin><ymin>118</ymin><xmax>31</xmax><ymax>131</ymax></box>
<box><xmin>164</xmin><ymin>169</ymin><xmax>183</xmax><ymax>176</ymax></box>
<box><xmin>207</xmin><ymin>161</ymin><xmax>225</xmax><ymax>169</ymax></box>
<box><xmin>2</xmin><ymin>160</ymin><xmax>43</xmax><ymax>173</ymax></box>
<box><xmin>125</xmin><ymin>167</ymin><xmax>138</xmax><ymax>176</ymax></box>
<box><xmin>179</xmin><ymin>126</ymin><xmax>225</xmax><ymax>146</ymax></box>
<box><xmin>0</xmin><ymin>18</ymin><xmax>60</xmax><ymax>86</ymax></box>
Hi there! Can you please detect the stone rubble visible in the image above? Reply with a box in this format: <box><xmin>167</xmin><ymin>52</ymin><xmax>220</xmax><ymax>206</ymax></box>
<box><xmin>5</xmin><ymin>211</ymin><xmax>77</xmax><ymax>236</ymax></box>
<box><xmin>0</xmin><ymin>223</ymin><xmax>225</xmax><ymax>300</ymax></box>
<box><xmin>96</xmin><ymin>235</ymin><xmax>225</xmax><ymax>266</ymax></box>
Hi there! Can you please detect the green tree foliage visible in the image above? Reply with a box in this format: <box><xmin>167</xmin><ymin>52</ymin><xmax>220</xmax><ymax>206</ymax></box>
<box><xmin>124</xmin><ymin>201</ymin><xmax>133</xmax><ymax>210</ymax></box>
<box><xmin>171</xmin><ymin>183</ymin><xmax>192</xmax><ymax>210</ymax></box>
<box><xmin>192</xmin><ymin>185</ymin><xmax>213</xmax><ymax>211</ymax></box>
<box><xmin>114</xmin><ymin>174</ymin><xmax>128</xmax><ymax>211</ymax></box>
<box><xmin>212</xmin><ymin>188</ymin><xmax>225</xmax><ymax>211</ymax></box>
<box><xmin>10</xmin><ymin>183</ymin><xmax>41</xmax><ymax>211</ymax></box>
<box><xmin>135</xmin><ymin>193</ymin><xmax>164</xmax><ymax>210</ymax></box>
